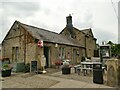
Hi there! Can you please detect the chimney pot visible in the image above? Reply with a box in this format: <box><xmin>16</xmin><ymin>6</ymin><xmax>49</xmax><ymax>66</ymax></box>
<box><xmin>66</xmin><ymin>14</ymin><xmax>73</xmax><ymax>27</ymax></box>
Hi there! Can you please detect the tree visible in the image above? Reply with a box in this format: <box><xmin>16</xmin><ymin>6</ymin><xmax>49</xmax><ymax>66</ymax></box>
<box><xmin>107</xmin><ymin>41</ymin><xmax>113</xmax><ymax>45</ymax></box>
<box><xmin>116</xmin><ymin>44</ymin><xmax>120</xmax><ymax>54</ymax></box>
<box><xmin>107</xmin><ymin>41</ymin><xmax>120</xmax><ymax>57</ymax></box>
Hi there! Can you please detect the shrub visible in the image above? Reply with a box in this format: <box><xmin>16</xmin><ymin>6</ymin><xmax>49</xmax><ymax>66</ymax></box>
<box><xmin>2</xmin><ymin>64</ymin><xmax>12</xmax><ymax>71</ymax></box>
<box><xmin>62</xmin><ymin>60</ymin><xmax>72</xmax><ymax>68</ymax></box>
<box><xmin>55</xmin><ymin>60</ymin><xmax>63</xmax><ymax>66</ymax></box>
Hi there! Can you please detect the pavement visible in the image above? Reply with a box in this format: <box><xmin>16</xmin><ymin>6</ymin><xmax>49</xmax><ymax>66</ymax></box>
<box><xmin>0</xmin><ymin>68</ymin><xmax>118</xmax><ymax>89</ymax></box>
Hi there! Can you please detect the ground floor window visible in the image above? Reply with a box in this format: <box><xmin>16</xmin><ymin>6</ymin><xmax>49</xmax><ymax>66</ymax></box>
<box><xmin>12</xmin><ymin>47</ymin><xmax>19</xmax><ymax>62</ymax></box>
<box><xmin>59</xmin><ymin>47</ymin><xmax>65</xmax><ymax>60</ymax></box>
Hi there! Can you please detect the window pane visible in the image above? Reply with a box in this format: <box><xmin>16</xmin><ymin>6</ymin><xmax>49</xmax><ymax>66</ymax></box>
<box><xmin>16</xmin><ymin>47</ymin><xmax>19</xmax><ymax>61</ymax></box>
<box><xmin>12</xmin><ymin>47</ymin><xmax>15</xmax><ymax>62</ymax></box>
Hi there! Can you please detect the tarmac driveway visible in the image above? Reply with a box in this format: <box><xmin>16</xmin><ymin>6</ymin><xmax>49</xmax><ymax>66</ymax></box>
<box><xmin>1</xmin><ymin>68</ymin><xmax>117</xmax><ymax>89</ymax></box>
<box><xmin>2</xmin><ymin>73</ymin><xmax>59</xmax><ymax>88</ymax></box>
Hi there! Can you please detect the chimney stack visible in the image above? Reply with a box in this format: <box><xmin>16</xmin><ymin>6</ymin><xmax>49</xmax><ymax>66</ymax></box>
<box><xmin>66</xmin><ymin>14</ymin><xmax>76</xmax><ymax>38</ymax></box>
<box><xmin>66</xmin><ymin>14</ymin><xmax>73</xmax><ymax>28</ymax></box>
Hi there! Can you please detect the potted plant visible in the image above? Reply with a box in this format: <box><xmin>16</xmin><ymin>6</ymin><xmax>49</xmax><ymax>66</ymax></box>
<box><xmin>2</xmin><ymin>64</ymin><xmax>12</xmax><ymax>77</ymax></box>
<box><xmin>55</xmin><ymin>60</ymin><xmax>63</xmax><ymax>68</ymax></box>
<box><xmin>62</xmin><ymin>60</ymin><xmax>71</xmax><ymax>74</ymax></box>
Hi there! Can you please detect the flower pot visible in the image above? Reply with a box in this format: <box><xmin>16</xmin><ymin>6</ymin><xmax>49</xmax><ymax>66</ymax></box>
<box><xmin>62</xmin><ymin>67</ymin><xmax>71</xmax><ymax>74</ymax></box>
<box><xmin>2</xmin><ymin>69</ymin><xmax>11</xmax><ymax>77</ymax></box>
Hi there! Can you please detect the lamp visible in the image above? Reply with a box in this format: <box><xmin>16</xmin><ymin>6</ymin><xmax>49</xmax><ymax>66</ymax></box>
<box><xmin>55</xmin><ymin>43</ymin><xmax>58</xmax><ymax>48</ymax></box>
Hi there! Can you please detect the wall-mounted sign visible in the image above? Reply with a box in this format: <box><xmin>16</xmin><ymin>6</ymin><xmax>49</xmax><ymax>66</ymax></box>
<box><xmin>38</xmin><ymin>40</ymin><xmax>43</xmax><ymax>47</ymax></box>
<box><xmin>40</xmin><ymin>55</ymin><xmax>46</xmax><ymax>67</ymax></box>
<box><xmin>100</xmin><ymin>45</ymin><xmax>111</xmax><ymax>58</ymax></box>
<box><xmin>55</xmin><ymin>43</ymin><xmax>58</xmax><ymax>48</ymax></box>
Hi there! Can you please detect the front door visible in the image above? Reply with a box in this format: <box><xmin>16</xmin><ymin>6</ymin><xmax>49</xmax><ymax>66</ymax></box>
<box><xmin>44</xmin><ymin>46</ymin><xmax>50</xmax><ymax>68</ymax></box>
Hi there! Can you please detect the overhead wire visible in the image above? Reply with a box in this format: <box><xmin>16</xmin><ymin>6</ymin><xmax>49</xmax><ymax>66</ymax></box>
<box><xmin>111</xmin><ymin>0</ymin><xmax>120</xmax><ymax>24</ymax></box>
<box><xmin>111</xmin><ymin>0</ymin><xmax>120</xmax><ymax>43</ymax></box>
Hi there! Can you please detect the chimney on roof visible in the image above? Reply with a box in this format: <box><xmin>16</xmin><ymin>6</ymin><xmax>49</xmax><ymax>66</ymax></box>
<box><xmin>66</xmin><ymin>14</ymin><xmax>73</xmax><ymax>28</ymax></box>
<box><xmin>66</xmin><ymin>14</ymin><xmax>75</xmax><ymax>38</ymax></box>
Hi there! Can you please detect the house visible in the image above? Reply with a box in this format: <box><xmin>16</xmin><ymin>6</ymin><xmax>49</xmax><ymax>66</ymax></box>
<box><xmin>1</xmin><ymin>15</ymin><xmax>97</xmax><ymax>69</ymax></box>
<box><xmin>60</xmin><ymin>15</ymin><xmax>97</xmax><ymax>58</ymax></box>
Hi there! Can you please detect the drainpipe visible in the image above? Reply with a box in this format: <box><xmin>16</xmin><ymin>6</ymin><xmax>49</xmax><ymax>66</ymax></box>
<box><xmin>24</xmin><ymin>30</ymin><xmax>27</xmax><ymax>64</ymax></box>
<box><xmin>19</xmin><ymin>24</ymin><xmax>27</xmax><ymax>64</ymax></box>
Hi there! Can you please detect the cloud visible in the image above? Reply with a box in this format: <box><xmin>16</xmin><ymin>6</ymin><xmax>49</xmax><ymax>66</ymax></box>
<box><xmin>0</xmin><ymin>2</ymin><xmax>41</xmax><ymax>43</ymax></box>
<box><xmin>74</xmin><ymin>10</ymin><xmax>94</xmax><ymax>29</ymax></box>
<box><xmin>93</xmin><ymin>27</ymin><xmax>118</xmax><ymax>44</ymax></box>
<box><xmin>0</xmin><ymin>0</ymin><xmax>118</xmax><ymax>44</ymax></box>
<box><xmin>2</xmin><ymin>2</ymin><xmax>40</xmax><ymax>17</ymax></box>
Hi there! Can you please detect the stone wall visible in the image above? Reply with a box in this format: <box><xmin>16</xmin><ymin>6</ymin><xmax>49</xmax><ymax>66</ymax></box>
<box><xmin>106</xmin><ymin>59</ymin><xmax>120</xmax><ymax>87</ymax></box>
<box><xmin>43</xmin><ymin>42</ymin><xmax>83</xmax><ymax>67</ymax></box>
<box><xmin>86</xmin><ymin>36</ymin><xmax>96</xmax><ymax>57</ymax></box>
<box><xmin>2</xmin><ymin>22</ymin><xmax>25</xmax><ymax>62</ymax></box>
<box><xmin>2</xmin><ymin>21</ymin><xmax>85</xmax><ymax>69</ymax></box>
<box><xmin>60</xmin><ymin>27</ymin><xmax>96</xmax><ymax>58</ymax></box>
<box><xmin>2</xmin><ymin>22</ymin><xmax>37</xmax><ymax>64</ymax></box>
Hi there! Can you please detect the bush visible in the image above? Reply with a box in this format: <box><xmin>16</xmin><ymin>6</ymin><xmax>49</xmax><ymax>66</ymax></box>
<box><xmin>2</xmin><ymin>64</ymin><xmax>12</xmax><ymax>71</ymax></box>
<box><xmin>55</xmin><ymin>60</ymin><xmax>63</xmax><ymax>66</ymax></box>
<box><xmin>23</xmin><ymin>63</ymin><xmax>30</xmax><ymax>73</ymax></box>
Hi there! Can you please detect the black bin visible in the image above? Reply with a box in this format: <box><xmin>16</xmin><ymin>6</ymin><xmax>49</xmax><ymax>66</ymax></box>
<box><xmin>93</xmin><ymin>63</ymin><xmax>103</xmax><ymax>84</ymax></box>
<box><xmin>62</xmin><ymin>67</ymin><xmax>71</xmax><ymax>74</ymax></box>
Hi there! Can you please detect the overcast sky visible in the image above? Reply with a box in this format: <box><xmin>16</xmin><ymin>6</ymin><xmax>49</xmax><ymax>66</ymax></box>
<box><xmin>0</xmin><ymin>0</ymin><xmax>119</xmax><ymax>44</ymax></box>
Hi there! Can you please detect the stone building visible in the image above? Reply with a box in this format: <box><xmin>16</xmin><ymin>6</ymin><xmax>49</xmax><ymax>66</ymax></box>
<box><xmin>106</xmin><ymin>59</ymin><xmax>120</xmax><ymax>87</ymax></box>
<box><xmin>60</xmin><ymin>15</ymin><xmax>97</xmax><ymax>58</ymax></box>
<box><xmin>1</xmin><ymin>15</ymin><xmax>97</xmax><ymax>69</ymax></box>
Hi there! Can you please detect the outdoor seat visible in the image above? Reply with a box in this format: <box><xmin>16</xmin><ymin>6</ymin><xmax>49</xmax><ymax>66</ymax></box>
<box><xmin>81</xmin><ymin>67</ymin><xmax>92</xmax><ymax>76</ymax></box>
<box><xmin>76</xmin><ymin>67</ymin><xmax>81</xmax><ymax>75</ymax></box>
<box><xmin>74</xmin><ymin>65</ymin><xmax>81</xmax><ymax>73</ymax></box>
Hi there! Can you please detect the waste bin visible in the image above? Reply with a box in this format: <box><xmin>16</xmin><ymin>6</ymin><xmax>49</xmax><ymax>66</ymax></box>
<box><xmin>93</xmin><ymin>63</ymin><xmax>103</xmax><ymax>84</ymax></box>
<box><xmin>62</xmin><ymin>67</ymin><xmax>71</xmax><ymax>74</ymax></box>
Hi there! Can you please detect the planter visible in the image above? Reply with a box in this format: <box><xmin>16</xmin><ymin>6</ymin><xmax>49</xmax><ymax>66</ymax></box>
<box><xmin>2</xmin><ymin>69</ymin><xmax>11</xmax><ymax>77</ymax></box>
<box><xmin>62</xmin><ymin>67</ymin><xmax>71</xmax><ymax>74</ymax></box>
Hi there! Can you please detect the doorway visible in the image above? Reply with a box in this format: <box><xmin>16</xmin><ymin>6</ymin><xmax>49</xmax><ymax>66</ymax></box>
<box><xmin>44</xmin><ymin>46</ymin><xmax>50</xmax><ymax>68</ymax></box>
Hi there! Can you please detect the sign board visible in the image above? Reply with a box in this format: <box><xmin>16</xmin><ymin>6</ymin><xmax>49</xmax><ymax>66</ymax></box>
<box><xmin>30</xmin><ymin>61</ymin><xmax>37</xmax><ymax>72</ymax></box>
<box><xmin>38</xmin><ymin>40</ymin><xmax>43</xmax><ymax>47</ymax></box>
<box><xmin>40</xmin><ymin>55</ymin><xmax>46</xmax><ymax>67</ymax></box>
<box><xmin>100</xmin><ymin>46</ymin><xmax>111</xmax><ymax>58</ymax></box>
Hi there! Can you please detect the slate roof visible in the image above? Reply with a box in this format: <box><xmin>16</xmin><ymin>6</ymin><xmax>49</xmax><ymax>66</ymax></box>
<box><xmin>81</xmin><ymin>29</ymin><xmax>91</xmax><ymax>35</ymax></box>
<box><xmin>61</xmin><ymin>27</ymin><xmax>94</xmax><ymax>37</ymax></box>
<box><xmin>20</xmin><ymin>22</ymin><xmax>84</xmax><ymax>48</ymax></box>
<box><xmin>73</xmin><ymin>27</ymin><xmax>97</xmax><ymax>41</ymax></box>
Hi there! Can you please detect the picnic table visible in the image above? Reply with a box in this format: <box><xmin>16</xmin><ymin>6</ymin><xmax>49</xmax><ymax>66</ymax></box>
<box><xmin>76</xmin><ymin>62</ymin><xmax>104</xmax><ymax>76</ymax></box>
